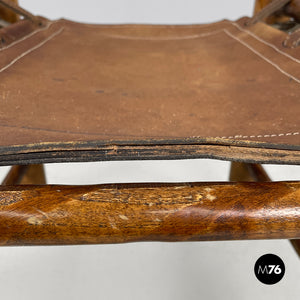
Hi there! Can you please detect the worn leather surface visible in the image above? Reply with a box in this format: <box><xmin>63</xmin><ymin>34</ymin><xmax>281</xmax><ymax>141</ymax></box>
<box><xmin>0</xmin><ymin>17</ymin><xmax>299</xmax><ymax>165</ymax></box>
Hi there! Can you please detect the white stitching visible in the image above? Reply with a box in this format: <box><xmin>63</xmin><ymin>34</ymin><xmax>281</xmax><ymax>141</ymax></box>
<box><xmin>0</xmin><ymin>22</ymin><xmax>298</xmax><ymax>143</ymax></box>
<box><xmin>0</xmin><ymin>122</ymin><xmax>298</xmax><ymax>140</ymax></box>
<box><xmin>97</xmin><ymin>29</ymin><xmax>222</xmax><ymax>41</ymax></box>
<box><xmin>223</xmin><ymin>29</ymin><xmax>300</xmax><ymax>84</ymax></box>
<box><xmin>215</xmin><ymin>132</ymin><xmax>299</xmax><ymax>139</ymax></box>
<box><xmin>0</xmin><ymin>27</ymin><xmax>64</xmax><ymax>74</ymax></box>
<box><xmin>79</xmin><ymin>22</ymin><xmax>222</xmax><ymax>29</ymax></box>
<box><xmin>0</xmin><ymin>21</ymin><xmax>60</xmax><ymax>53</ymax></box>
<box><xmin>79</xmin><ymin>20</ymin><xmax>300</xmax><ymax>62</ymax></box>
<box><xmin>230</xmin><ymin>22</ymin><xmax>300</xmax><ymax>64</ymax></box>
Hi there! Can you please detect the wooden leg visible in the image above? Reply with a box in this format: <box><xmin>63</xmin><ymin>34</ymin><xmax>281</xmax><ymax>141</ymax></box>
<box><xmin>230</xmin><ymin>162</ymin><xmax>300</xmax><ymax>258</ymax></box>
<box><xmin>290</xmin><ymin>240</ymin><xmax>300</xmax><ymax>256</ymax></box>
<box><xmin>253</xmin><ymin>0</ymin><xmax>293</xmax><ymax>24</ymax></box>
<box><xmin>0</xmin><ymin>0</ymin><xmax>19</xmax><ymax>24</ymax></box>
<box><xmin>2</xmin><ymin>164</ymin><xmax>46</xmax><ymax>185</ymax></box>
<box><xmin>229</xmin><ymin>162</ymin><xmax>270</xmax><ymax>182</ymax></box>
<box><xmin>254</xmin><ymin>0</ymin><xmax>273</xmax><ymax>14</ymax></box>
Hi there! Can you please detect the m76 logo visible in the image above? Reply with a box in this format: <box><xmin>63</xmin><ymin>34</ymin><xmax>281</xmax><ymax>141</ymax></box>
<box><xmin>257</xmin><ymin>265</ymin><xmax>282</xmax><ymax>275</ymax></box>
<box><xmin>254</xmin><ymin>254</ymin><xmax>285</xmax><ymax>285</ymax></box>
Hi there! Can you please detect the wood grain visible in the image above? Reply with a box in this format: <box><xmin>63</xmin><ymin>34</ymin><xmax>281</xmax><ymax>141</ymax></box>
<box><xmin>0</xmin><ymin>182</ymin><xmax>299</xmax><ymax>246</ymax></box>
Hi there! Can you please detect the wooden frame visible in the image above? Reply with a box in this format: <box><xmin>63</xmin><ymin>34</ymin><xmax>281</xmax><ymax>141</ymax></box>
<box><xmin>0</xmin><ymin>163</ymin><xmax>299</xmax><ymax>250</ymax></box>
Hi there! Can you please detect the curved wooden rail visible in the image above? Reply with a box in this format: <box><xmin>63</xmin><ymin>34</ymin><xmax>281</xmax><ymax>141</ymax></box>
<box><xmin>0</xmin><ymin>182</ymin><xmax>299</xmax><ymax>246</ymax></box>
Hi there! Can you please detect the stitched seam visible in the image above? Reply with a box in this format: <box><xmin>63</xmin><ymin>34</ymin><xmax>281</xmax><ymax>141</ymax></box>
<box><xmin>0</xmin><ymin>123</ymin><xmax>298</xmax><ymax>141</ymax></box>
<box><xmin>0</xmin><ymin>23</ymin><xmax>298</xmax><ymax>141</ymax></box>
<box><xmin>224</xmin><ymin>29</ymin><xmax>300</xmax><ymax>83</ymax></box>
<box><xmin>0</xmin><ymin>27</ymin><xmax>64</xmax><ymax>74</ymax></box>
<box><xmin>79</xmin><ymin>22</ymin><xmax>226</xmax><ymax>29</ymax></box>
<box><xmin>230</xmin><ymin>22</ymin><xmax>300</xmax><ymax>64</ymax></box>
<box><xmin>215</xmin><ymin>132</ymin><xmax>299</xmax><ymax>139</ymax></box>
<box><xmin>0</xmin><ymin>20</ymin><xmax>60</xmax><ymax>53</ymax></box>
<box><xmin>97</xmin><ymin>29</ymin><xmax>222</xmax><ymax>41</ymax></box>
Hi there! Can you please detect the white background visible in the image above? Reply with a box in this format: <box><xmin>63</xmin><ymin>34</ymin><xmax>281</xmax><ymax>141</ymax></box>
<box><xmin>0</xmin><ymin>0</ymin><xmax>299</xmax><ymax>299</ymax></box>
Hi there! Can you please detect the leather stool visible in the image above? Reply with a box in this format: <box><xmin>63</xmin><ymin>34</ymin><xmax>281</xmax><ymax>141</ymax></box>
<box><xmin>0</xmin><ymin>0</ymin><xmax>299</xmax><ymax>255</ymax></box>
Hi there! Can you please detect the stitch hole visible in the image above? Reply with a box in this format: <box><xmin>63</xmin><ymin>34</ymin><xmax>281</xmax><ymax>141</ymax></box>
<box><xmin>1</xmin><ymin>37</ymin><xmax>5</xmax><ymax>44</ymax></box>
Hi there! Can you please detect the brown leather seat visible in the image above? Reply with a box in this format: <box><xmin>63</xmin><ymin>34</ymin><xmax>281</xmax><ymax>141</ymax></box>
<box><xmin>0</xmin><ymin>1</ymin><xmax>299</xmax><ymax>166</ymax></box>
<box><xmin>0</xmin><ymin>0</ymin><xmax>299</xmax><ymax>248</ymax></box>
